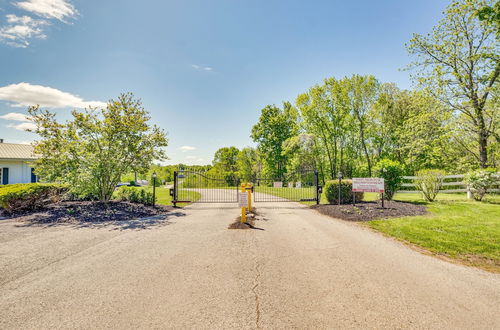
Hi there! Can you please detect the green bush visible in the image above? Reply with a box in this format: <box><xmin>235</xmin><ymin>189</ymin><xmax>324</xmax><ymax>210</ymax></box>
<box><xmin>373</xmin><ymin>159</ymin><xmax>404</xmax><ymax>200</ymax></box>
<box><xmin>324</xmin><ymin>179</ymin><xmax>364</xmax><ymax>204</ymax></box>
<box><xmin>115</xmin><ymin>186</ymin><xmax>155</xmax><ymax>205</ymax></box>
<box><xmin>0</xmin><ymin>183</ymin><xmax>67</xmax><ymax>214</ymax></box>
<box><xmin>414</xmin><ymin>169</ymin><xmax>446</xmax><ymax>201</ymax></box>
<box><xmin>465</xmin><ymin>168</ymin><xmax>499</xmax><ymax>201</ymax></box>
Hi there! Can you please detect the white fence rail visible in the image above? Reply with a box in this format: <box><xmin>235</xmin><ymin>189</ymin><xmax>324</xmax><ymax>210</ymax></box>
<box><xmin>397</xmin><ymin>174</ymin><xmax>500</xmax><ymax>194</ymax></box>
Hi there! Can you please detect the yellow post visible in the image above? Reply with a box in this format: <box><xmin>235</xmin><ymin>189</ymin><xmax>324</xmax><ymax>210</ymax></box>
<box><xmin>247</xmin><ymin>183</ymin><xmax>252</xmax><ymax>212</ymax></box>
<box><xmin>240</xmin><ymin>183</ymin><xmax>246</xmax><ymax>223</ymax></box>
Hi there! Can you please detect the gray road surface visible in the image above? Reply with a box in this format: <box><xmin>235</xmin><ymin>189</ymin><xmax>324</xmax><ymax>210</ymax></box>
<box><xmin>0</xmin><ymin>191</ymin><xmax>499</xmax><ymax>329</ymax></box>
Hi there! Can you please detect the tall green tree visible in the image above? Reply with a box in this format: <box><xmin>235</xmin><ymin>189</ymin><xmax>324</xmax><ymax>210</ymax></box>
<box><xmin>344</xmin><ymin>75</ymin><xmax>380</xmax><ymax>176</ymax></box>
<box><xmin>407</xmin><ymin>0</ymin><xmax>499</xmax><ymax>168</ymax></box>
<box><xmin>237</xmin><ymin>147</ymin><xmax>259</xmax><ymax>182</ymax></box>
<box><xmin>29</xmin><ymin>93</ymin><xmax>168</xmax><ymax>201</ymax></box>
<box><xmin>251</xmin><ymin>102</ymin><xmax>298</xmax><ymax>178</ymax></box>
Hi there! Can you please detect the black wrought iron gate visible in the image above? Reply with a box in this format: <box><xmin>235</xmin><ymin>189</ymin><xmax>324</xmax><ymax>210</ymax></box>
<box><xmin>171</xmin><ymin>170</ymin><xmax>239</xmax><ymax>205</ymax></box>
<box><xmin>253</xmin><ymin>170</ymin><xmax>320</xmax><ymax>203</ymax></box>
<box><xmin>172</xmin><ymin>169</ymin><xmax>321</xmax><ymax>206</ymax></box>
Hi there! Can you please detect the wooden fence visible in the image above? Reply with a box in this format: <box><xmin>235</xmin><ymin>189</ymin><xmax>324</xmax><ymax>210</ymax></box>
<box><xmin>397</xmin><ymin>174</ymin><xmax>500</xmax><ymax>195</ymax></box>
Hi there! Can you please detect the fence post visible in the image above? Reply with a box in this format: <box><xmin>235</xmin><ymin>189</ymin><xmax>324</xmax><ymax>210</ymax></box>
<box><xmin>315</xmin><ymin>170</ymin><xmax>320</xmax><ymax>205</ymax></box>
<box><xmin>467</xmin><ymin>185</ymin><xmax>472</xmax><ymax>200</ymax></box>
<box><xmin>173</xmin><ymin>171</ymin><xmax>178</xmax><ymax>207</ymax></box>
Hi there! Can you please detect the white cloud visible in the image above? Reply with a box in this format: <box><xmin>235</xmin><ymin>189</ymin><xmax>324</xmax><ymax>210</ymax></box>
<box><xmin>0</xmin><ymin>14</ymin><xmax>48</xmax><ymax>47</ymax></box>
<box><xmin>0</xmin><ymin>112</ymin><xmax>31</xmax><ymax>121</ymax></box>
<box><xmin>185</xmin><ymin>155</ymin><xmax>197</xmax><ymax>160</ymax></box>
<box><xmin>1</xmin><ymin>0</ymin><xmax>77</xmax><ymax>47</ymax></box>
<box><xmin>14</xmin><ymin>0</ymin><xmax>77</xmax><ymax>21</ymax></box>
<box><xmin>178</xmin><ymin>145</ymin><xmax>196</xmax><ymax>152</ymax></box>
<box><xmin>191</xmin><ymin>64</ymin><xmax>213</xmax><ymax>71</ymax></box>
<box><xmin>0</xmin><ymin>83</ymin><xmax>107</xmax><ymax>108</ymax></box>
<box><xmin>7</xmin><ymin>122</ymin><xmax>36</xmax><ymax>131</ymax></box>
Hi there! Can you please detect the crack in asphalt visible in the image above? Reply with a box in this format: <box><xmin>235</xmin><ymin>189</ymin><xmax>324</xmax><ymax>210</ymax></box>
<box><xmin>252</xmin><ymin>258</ymin><xmax>262</xmax><ymax>329</ymax></box>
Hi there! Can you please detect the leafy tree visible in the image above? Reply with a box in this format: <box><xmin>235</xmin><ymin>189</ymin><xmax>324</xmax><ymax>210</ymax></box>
<box><xmin>213</xmin><ymin>147</ymin><xmax>239</xmax><ymax>173</ymax></box>
<box><xmin>29</xmin><ymin>93</ymin><xmax>168</xmax><ymax>202</ymax></box>
<box><xmin>372</xmin><ymin>87</ymin><xmax>453</xmax><ymax>172</ymax></box>
<box><xmin>407</xmin><ymin>0</ymin><xmax>499</xmax><ymax>168</ymax></box>
<box><xmin>251</xmin><ymin>102</ymin><xmax>298</xmax><ymax>179</ymax></box>
<box><xmin>237</xmin><ymin>147</ymin><xmax>259</xmax><ymax>182</ymax></box>
<box><xmin>282</xmin><ymin>134</ymin><xmax>318</xmax><ymax>173</ymax></box>
<box><xmin>296</xmin><ymin>78</ymin><xmax>353</xmax><ymax>180</ymax></box>
<box><xmin>209</xmin><ymin>146</ymin><xmax>240</xmax><ymax>185</ymax></box>
<box><xmin>344</xmin><ymin>75</ymin><xmax>380</xmax><ymax>176</ymax></box>
<box><xmin>477</xmin><ymin>0</ymin><xmax>500</xmax><ymax>36</ymax></box>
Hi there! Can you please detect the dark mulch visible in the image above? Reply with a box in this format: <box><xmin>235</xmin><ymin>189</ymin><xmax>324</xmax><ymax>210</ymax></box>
<box><xmin>0</xmin><ymin>201</ymin><xmax>171</xmax><ymax>224</ymax></box>
<box><xmin>228</xmin><ymin>208</ymin><xmax>266</xmax><ymax>230</ymax></box>
<box><xmin>311</xmin><ymin>201</ymin><xmax>427</xmax><ymax>222</ymax></box>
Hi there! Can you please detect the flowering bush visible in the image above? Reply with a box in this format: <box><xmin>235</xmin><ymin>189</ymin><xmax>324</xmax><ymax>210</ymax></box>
<box><xmin>465</xmin><ymin>168</ymin><xmax>499</xmax><ymax>201</ymax></box>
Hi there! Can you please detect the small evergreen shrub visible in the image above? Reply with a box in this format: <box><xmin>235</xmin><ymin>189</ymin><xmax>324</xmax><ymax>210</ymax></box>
<box><xmin>413</xmin><ymin>169</ymin><xmax>446</xmax><ymax>201</ymax></box>
<box><xmin>324</xmin><ymin>179</ymin><xmax>364</xmax><ymax>204</ymax></box>
<box><xmin>465</xmin><ymin>168</ymin><xmax>499</xmax><ymax>201</ymax></box>
<box><xmin>115</xmin><ymin>186</ymin><xmax>155</xmax><ymax>205</ymax></box>
<box><xmin>0</xmin><ymin>183</ymin><xmax>67</xmax><ymax>213</ymax></box>
<box><xmin>373</xmin><ymin>159</ymin><xmax>404</xmax><ymax>200</ymax></box>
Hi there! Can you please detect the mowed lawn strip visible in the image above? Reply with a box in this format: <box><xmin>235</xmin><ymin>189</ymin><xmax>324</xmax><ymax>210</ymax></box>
<box><xmin>366</xmin><ymin>194</ymin><xmax>500</xmax><ymax>272</ymax></box>
<box><xmin>254</xmin><ymin>186</ymin><xmax>316</xmax><ymax>202</ymax></box>
<box><xmin>139</xmin><ymin>186</ymin><xmax>201</xmax><ymax>207</ymax></box>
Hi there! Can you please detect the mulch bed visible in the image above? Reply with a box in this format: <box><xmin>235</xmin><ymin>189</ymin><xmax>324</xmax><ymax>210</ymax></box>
<box><xmin>311</xmin><ymin>201</ymin><xmax>427</xmax><ymax>221</ymax></box>
<box><xmin>0</xmin><ymin>201</ymin><xmax>171</xmax><ymax>224</ymax></box>
<box><xmin>228</xmin><ymin>208</ymin><xmax>266</xmax><ymax>230</ymax></box>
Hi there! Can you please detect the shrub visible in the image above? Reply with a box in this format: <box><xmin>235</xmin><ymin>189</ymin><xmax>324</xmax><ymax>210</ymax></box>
<box><xmin>324</xmin><ymin>179</ymin><xmax>364</xmax><ymax>204</ymax></box>
<box><xmin>413</xmin><ymin>169</ymin><xmax>445</xmax><ymax>201</ymax></box>
<box><xmin>373</xmin><ymin>159</ymin><xmax>404</xmax><ymax>200</ymax></box>
<box><xmin>465</xmin><ymin>168</ymin><xmax>499</xmax><ymax>201</ymax></box>
<box><xmin>115</xmin><ymin>186</ymin><xmax>155</xmax><ymax>205</ymax></box>
<box><xmin>0</xmin><ymin>183</ymin><xmax>67</xmax><ymax>214</ymax></box>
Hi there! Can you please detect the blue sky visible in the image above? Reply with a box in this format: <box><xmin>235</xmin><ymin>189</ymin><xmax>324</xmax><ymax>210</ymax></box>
<box><xmin>0</xmin><ymin>0</ymin><xmax>449</xmax><ymax>165</ymax></box>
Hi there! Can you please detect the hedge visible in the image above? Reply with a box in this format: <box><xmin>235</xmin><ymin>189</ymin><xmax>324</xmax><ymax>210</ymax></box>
<box><xmin>0</xmin><ymin>183</ymin><xmax>67</xmax><ymax>214</ymax></box>
<box><xmin>324</xmin><ymin>179</ymin><xmax>364</xmax><ymax>204</ymax></box>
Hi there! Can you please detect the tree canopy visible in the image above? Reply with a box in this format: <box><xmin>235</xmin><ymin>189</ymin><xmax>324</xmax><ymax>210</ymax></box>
<box><xmin>29</xmin><ymin>93</ymin><xmax>168</xmax><ymax>201</ymax></box>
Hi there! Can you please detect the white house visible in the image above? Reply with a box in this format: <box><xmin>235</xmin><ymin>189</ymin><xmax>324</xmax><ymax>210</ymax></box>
<box><xmin>0</xmin><ymin>140</ymin><xmax>38</xmax><ymax>185</ymax></box>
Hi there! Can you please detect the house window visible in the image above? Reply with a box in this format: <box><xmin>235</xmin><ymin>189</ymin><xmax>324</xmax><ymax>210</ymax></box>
<box><xmin>0</xmin><ymin>168</ymin><xmax>2</xmax><ymax>185</ymax></box>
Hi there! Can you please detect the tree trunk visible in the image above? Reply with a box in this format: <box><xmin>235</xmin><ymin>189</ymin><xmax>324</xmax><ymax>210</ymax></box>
<box><xmin>358</xmin><ymin>120</ymin><xmax>372</xmax><ymax>176</ymax></box>
<box><xmin>479</xmin><ymin>128</ymin><xmax>488</xmax><ymax>168</ymax></box>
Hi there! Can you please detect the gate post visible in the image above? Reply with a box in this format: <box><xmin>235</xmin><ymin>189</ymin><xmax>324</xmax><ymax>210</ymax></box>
<box><xmin>315</xmin><ymin>170</ymin><xmax>320</xmax><ymax>205</ymax></box>
<box><xmin>173</xmin><ymin>171</ymin><xmax>178</xmax><ymax>207</ymax></box>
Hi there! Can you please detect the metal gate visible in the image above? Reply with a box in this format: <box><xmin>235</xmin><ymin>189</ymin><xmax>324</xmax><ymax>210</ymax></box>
<box><xmin>253</xmin><ymin>170</ymin><xmax>320</xmax><ymax>203</ymax></box>
<box><xmin>172</xmin><ymin>170</ymin><xmax>240</xmax><ymax>205</ymax></box>
<box><xmin>172</xmin><ymin>169</ymin><xmax>321</xmax><ymax>206</ymax></box>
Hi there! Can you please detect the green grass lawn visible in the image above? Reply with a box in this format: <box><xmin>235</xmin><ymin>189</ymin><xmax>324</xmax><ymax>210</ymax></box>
<box><xmin>254</xmin><ymin>186</ymin><xmax>316</xmax><ymax>203</ymax></box>
<box><xmin>365</xmin><ymin>193</ymin><xmax>500</xmax><ymax>272</ymax></box>
<box><xmin>138</xmin><ymin>186</ymin><xmax>201</xmax><ymax>207</ymax></box>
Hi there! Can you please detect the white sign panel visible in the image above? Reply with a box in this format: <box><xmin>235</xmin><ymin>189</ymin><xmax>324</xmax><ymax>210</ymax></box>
<box><xmin>238</xmin><ymin>192</ymin><xmax>248</xmax><ymax>207</ymax></box>
<box><xmin>288</xmin><ymin>182</ymin><xmax>294</xmax><ymax>188</ymax></box>
<box><xmin>352</xmin><ymin>178</ymin><xmax>385</xmax><ymax>193</ymax></box>
<box><xmin>273</xmin><ymin>181</ymin><xmax>283</xmax><ymax>188</ymax></box>
<box><xmin>295</xmin><ymin>181</ymin><xmax>302</xmax><ymax>189</ymax></box>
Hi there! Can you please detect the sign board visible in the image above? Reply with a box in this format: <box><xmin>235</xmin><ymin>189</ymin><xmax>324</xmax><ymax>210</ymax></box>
<box><xmin>352</xmin><ymin>178</ymin><xmax>385</xmax><ymax>193</ymax></box>
<box><xmin>238</xmin><ymin>192</ymin><xmax>248</xmax><ymax>207</ymax></box>
<box><xmin>295</xmin><ymin>181</ymin><xmax>302</xmax><ymax>189</ymax></box>
<box><xmin>288</xmin><ymin>182</ymin><xmax>294</xmax><ymax>188</ymax></box>
<box><xmin>273</xmin><ymin>181</ymin><xmax>283</xmax><ymax>188</ymax></box>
